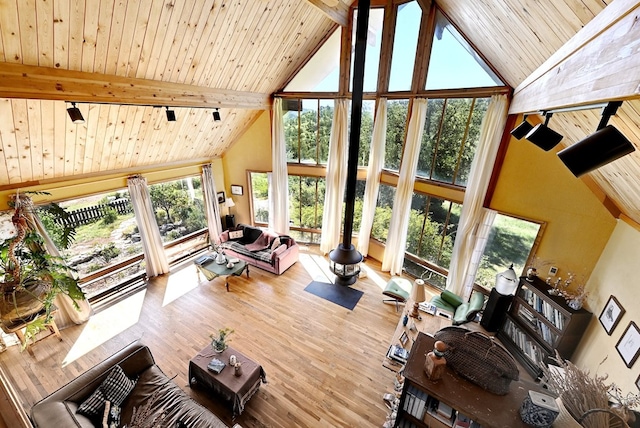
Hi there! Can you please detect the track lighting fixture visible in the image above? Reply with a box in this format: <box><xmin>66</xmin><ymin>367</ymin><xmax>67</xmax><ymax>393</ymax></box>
<box><xmin>165</xmin><ymin>106</ymin><xmax>176</xmax><ymax>122</ymax></box>
<box><xmin>510</xmin><ymin>115</ymin><xmax>533</xmax><ymax>140</ymax></box>
<box><xmin>524</xmin><ymin>112</ymin><xmax>563</xmax><ymax>151</ymax></box>
<box><xmin>67</xmin><ymin>102</ymin><xmax>84</xmax><ymax>124</ymax></box>
<box><xmin>212</xmin><ymin>108</ymin><xmax>221</xmax><ymax>121</ymax></box>
<box><xmin>558</xmin><ymin>101</ymin><xmax>635</xmax><ymax>177</ymax></box>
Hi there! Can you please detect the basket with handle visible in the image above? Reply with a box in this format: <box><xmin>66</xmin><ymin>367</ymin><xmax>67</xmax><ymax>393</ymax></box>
<box><xmin>433</xmin><ymin>326</ymin><xmax>519</xmax><ymax>395</ymax></box>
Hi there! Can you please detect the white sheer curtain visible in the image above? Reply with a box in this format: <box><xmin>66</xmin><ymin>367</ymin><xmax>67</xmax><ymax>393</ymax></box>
<box><xmin>446</xmin><ymin>94</ymin><xmax>509</xmax><ymax>297</ymax></box>
<box><xmin>460</xmin><ymin>209</ymin><xmax>496</xmax><ymax>298</ymax></box>
<box><xmin>357</xmin><ymin>98</ymin><xmax>387</xmax><ymax>256</ymax></box>
<box><xmin>201</xmin><ymin>164</ymin><xmax>223</xmax><ymax>245</ymax></box>
<box><xmin>320</xmin><ymin>99</ymin><xmax>349</xmax><ymax>254</ymax></box>
<box><xmin>127</xmin><ymin>175</ymin><xmax>170</xmax><ymax>277</ymax></box>
<box><xmin>382</xmin><ymin>98</ymin><xmax>428</xmax><ymax>274</ymax></box>
<box><xmin>16</xmin><ymin>195</ymin><xmax>92</xmax><ymax>328</ymax></box>
<box><xmin>269</xmin><ymin>97</ymin><xmax>290</xmax><ymax>234</ymax></box>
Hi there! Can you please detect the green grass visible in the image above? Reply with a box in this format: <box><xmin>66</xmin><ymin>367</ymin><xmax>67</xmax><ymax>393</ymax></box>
<box><xmin>73</xmin><ymin>213</ymin><xmax>134</xmax><ymax>245</ymax></box>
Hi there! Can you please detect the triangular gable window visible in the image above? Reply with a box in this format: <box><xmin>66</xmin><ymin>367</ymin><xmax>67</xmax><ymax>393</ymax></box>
<box><xmin>426</xmin><ymin>10</ymin><xmax>503</xmax><ymax>90</ymax></box>
<box><xmin>284</xmin><ymin>28</ymin><xmax>340</xmax><ymax>92</ymax></box>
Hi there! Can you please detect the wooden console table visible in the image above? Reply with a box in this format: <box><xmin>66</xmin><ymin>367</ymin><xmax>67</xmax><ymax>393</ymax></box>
<box><xmin>396</xmin><ymin>332</ymin><xmax>546</xmax><ymax>428</ymax></box>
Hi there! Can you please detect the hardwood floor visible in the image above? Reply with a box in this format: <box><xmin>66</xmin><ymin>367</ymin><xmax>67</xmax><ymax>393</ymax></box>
<box><xmin>0</xmin><ymin>247</ymin><xmax>404</xmax><ymax>427</ymax></box>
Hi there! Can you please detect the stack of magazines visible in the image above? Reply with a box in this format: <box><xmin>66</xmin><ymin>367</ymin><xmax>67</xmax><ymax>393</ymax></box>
<box><xmin>387</xmin><ymin>344</ymin><xmax>409</xmax><ymax>364</ymax></box>
<box><xmin>207</xmin><ymin>358</ymin><xmax>226</xmax><ymax>374</ymax></box>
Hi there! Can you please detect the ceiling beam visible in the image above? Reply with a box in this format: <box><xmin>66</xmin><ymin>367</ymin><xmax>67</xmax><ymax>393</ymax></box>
<box><xmin>0</xmin><ymin>63</ymin><xmax>271</xmax><ymax>110</ymax></box>
<box><xmin>306</xmin><ymin>0</ymin><xmax>350</xmax><ymax>27</ymax></box>
<box><xmin>509</xmin><ymin>0</ymin><xmax>640</xmax><ymax>114</ymax></box>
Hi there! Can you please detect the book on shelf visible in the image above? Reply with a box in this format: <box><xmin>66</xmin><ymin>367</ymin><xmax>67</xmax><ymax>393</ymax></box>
<box><xmin>453</xmin><ymin>412</ymin><xmax>471</xmax><ymax>428</ymax></box>
<box><xmin>427</xmin><ymin>397</ymin><xmax>456</xmax><ymax>427</ymax></box>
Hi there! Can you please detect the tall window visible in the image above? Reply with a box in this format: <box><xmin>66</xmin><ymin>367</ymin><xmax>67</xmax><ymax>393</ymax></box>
<box><xmin>284</xmin><ymin>28</ymin><xmax>341</xmax><ymax>92</ymax></box>
<box><xmin>418</xmin><ymin>97</ymin><xmax>489</xmax><ymax>186</ymax></box>
<box><xmin>284</xmin><ymin>99</ymin><xmax>334</xmax><ymax>165</ymax></box>
<box><xmin>43</xmin><ymin>190</ymin><xmax>144</xmax><ymax>298</ymax></box>
<box><xmin>389</xmin><ymin>1</ymin><xmax>421</xmax><ymax>91</ymax></box>
<box><xmin>289</xmin><ymin>175</ymin><xmax>326</xmax><ymax>242</ymax></box>
<box><xmin>371</xmin><ymin>184</ymin><xmax>396</xmax><ymax>243</ymax></box>
<box><xmin>149</xmin><ymin>177</ymin><xmax>206</xmax><ymax>244</ymax></box>
<box><xmin>353</xmin><ymin>99</ymin><xmax>376</xmax><ymax>167</ymax></box>
<box><xmin>475</xmin><ymin>214</ymin><xmax>542</xmax><ymax>290</ymax></box>
<box><xmin>250</xmin><ymin>172</ymin><xmax>269</xmax><ymax>225</ymax></box>
<box><xmin>351</xmin><ymin>8</ymin><xmax>385</xmax><ymax>93</ymax></box>
<box><xmin>384</xmin><ymin>99</ymin><xmax>409</xmax><ymax>171</ymax></box>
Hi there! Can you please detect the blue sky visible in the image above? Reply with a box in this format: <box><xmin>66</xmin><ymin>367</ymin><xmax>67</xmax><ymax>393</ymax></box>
<box><xmin>309</xmin><ymin>2</ymin><xmax>501</xmax><ymax>93</ymax></box>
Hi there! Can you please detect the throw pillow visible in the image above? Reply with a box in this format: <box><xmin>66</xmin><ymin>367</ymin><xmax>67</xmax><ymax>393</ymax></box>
<box><xmin>229</xmin><ymin>229</ymin><xmax>244</xmax><ymax>240</ymax></box>
<box><xmin>78</xmin><ymin>388</ymin><xmax>106</xmax><ymax>417</ymax></box>
<box><xmin>101</xmin><ymin>365</ymin><xmax>136</xmax><ymax>406</ymax></box>
<box><xmin>77</xmin><ymin>365</ymin><xmax>136</xmax><ymax>417</ymax></box>
<box><xmin>270</xmin><ymin>237</ymin><xmax>281</xmax><ymax>252</ymax></box>
<box><xmin>102</xmin><ymin>400</ymin><xmax>121</xmax><ymax>428</ymax></box>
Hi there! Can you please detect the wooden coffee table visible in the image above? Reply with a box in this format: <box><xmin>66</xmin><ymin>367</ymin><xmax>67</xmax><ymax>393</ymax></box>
<box><xmin>195</xmin><ymin>256</ymin><xmax>249</xmax><ymax>291</ymax></box>
<box><xmin>189</xmin><ymin>345</ymin><xmax>267</xmax><ymax>419</ymax></box>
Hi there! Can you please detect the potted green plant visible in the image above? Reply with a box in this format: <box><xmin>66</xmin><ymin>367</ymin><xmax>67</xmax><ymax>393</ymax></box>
<box><xmin>0</xmin><ymin>192</ymin><xmax>85</xmax><ymax>342</ymax></box>
<box><xmin>210</xmin><ymin>327</ymin><xmax>233</xmax><ymax>353</ymax></box>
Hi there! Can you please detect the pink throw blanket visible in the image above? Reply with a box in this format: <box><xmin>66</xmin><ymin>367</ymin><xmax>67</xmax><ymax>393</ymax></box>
<box><xmin>245</xmin><ymin>232</ymin><xmax>270</xmax><ymax>252</ymax></box>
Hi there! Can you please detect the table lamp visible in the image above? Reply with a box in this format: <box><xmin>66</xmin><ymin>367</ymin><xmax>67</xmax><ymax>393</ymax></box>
<box><xmin>225</xmin><ymin>197</ymin><xmax>235</xmax><ymax>215</ymax></box>
<box><xmin>409</xmin><ymin>278</ymin><xmax>425</xmax><ymax>318</ymax></box>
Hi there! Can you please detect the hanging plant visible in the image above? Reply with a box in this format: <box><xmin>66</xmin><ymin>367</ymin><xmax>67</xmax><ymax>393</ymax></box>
<box><xmin>0</xmin><ymin>191</ymin><xmax>85</xmax><ymax>345</ymax></box>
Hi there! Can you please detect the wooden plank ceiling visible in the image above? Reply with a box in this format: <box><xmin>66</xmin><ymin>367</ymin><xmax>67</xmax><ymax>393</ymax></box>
<box><xmin>0</xmin><ymin>0</ymin><xmax>340</xmax><ymax>186</ymax></box>
<box><xmin>1</xmin><ymin>0</ymin><xmax>640</xmax><ymax>224</ymax></box>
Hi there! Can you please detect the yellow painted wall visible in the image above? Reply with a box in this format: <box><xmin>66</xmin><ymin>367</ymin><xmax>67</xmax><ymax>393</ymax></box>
<box><xmin>490</xmin><ymin>134</ymin><xmax>616</xmax><ymax>281</ymax></box>
<box><xmin>571</xmin><ymin>220</ymin><xmax>640</xmax><ymax>394</ymax></box>
<box><xmin>221</xmin><ymin>111</ymin><xmax>272</xmax><ymax>226</ymax></box>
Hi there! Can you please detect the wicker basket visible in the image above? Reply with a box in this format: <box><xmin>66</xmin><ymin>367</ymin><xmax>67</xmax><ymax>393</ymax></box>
<box><xmin>433</xmin><ymin>326</ymin><xmax>519</xmax><ymax>395</ymax></box>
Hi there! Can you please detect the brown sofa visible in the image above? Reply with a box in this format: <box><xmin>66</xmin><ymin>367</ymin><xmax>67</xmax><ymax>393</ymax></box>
<box><xmin>220</xmin><ymin>224</ymin><xmax>298</xmax><ymax>275</ymax></box>
<box><xmin>30</xmin><ymin>340</ymin><xmax>235</xmax><ymax>428</ymax></box>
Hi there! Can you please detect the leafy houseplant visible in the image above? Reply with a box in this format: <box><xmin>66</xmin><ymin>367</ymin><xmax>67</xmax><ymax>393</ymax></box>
<box><xmin>210</xmin><ymin>327</ymin><xmax>233</xmax><ymax>353</ymax></box>
<box><xmin>0</xmin><ymin>192</ymin><xmax>85</xmax><ymax>342</ymax></box>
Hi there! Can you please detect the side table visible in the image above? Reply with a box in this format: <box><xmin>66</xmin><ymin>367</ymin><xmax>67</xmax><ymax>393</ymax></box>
<box><xmin>189</xmin><ymin>345</ymin><xmax>267</xmax><ymax>419</ymax></box>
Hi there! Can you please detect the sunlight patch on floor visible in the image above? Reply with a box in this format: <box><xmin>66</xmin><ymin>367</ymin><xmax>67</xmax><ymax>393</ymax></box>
<box><xmin>162</xmin><ymin>266</ymin><xmax>200</xmax><ymax>307</ymax></box>
<box><xmin>361</xmin><ymin>263</ymin><xmax>388</xmax><ymax>290</ymax></box>
<box><xmin>299</xmin><ymin>253</ymin><xmax>333</xmax><ymax>283</ymax></box>
<box><xmin>62</xmin><ymin>289</ymin><xmax>146</xmax><ymax>366</ymax></box>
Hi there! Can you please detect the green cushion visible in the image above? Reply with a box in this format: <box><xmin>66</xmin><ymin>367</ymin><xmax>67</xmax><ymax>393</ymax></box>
<box><xmin>452</xmin><ymin>291</ymin><xmax>486</xmax><ymax>325</ymax></box>
<box><xmin>453</xmin><ymin>303</ymin><xmax>470</xmax><ymax>325</ymax></box>
<box><xmin>429</xmin><ymin>296</ymin><xmax>457</xmax><ymax>313</ymax></box>
<box><xmin>382</xmin><ymin>277</ymin><xmax>411</xmax><ymax>301</ymax></box>
<box><xmin>440</xmin><ymin>290</ymin><xmax>463</xmax><ymax>308</ymax></box>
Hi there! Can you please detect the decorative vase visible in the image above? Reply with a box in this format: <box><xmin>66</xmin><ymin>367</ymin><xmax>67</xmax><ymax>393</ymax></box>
<box><xmin>234</xmin><ymin>363</ymin><xmax>242</xmax><ymax>377</ymax></box>
<box><xmin>215</xmin><ymin>251</ymin><xmax>226</xmax><ymax>265</ymax></box>
<box><xmin>519</xmin><ymin>390</ymin><xmax>559</xmax><ymax>428</ymax></box>
<box><xmin>567</xmin><ymin>299</ymin><xmax>582</xmax><ymax>310</ymax></box>
<box><xmin>212</xmin><ymin>343</ymin><xmax>227</xmax><ymax>354</ymax></box>
<box><xmin>553</xmin><ymin>397</ymin><xmax>581</xmax><ymax>428</ymax></box>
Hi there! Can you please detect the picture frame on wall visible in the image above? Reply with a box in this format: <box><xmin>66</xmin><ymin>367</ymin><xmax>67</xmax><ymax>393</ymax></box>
<box><xmin>231</xmin><ymin>185</ymin><xmax>243</xmax><ymax>196</ymax></box>
<box><xmin>599</xmin><ymin>295</ymin><xmax>625</xmax><ymax>335</ymax></box>
<box><xmin>616</xmin><ymin>321</ymin><xmax>640</xmax><ymax>368</ymax></box>
<box><xmin>217</xmin><ymin>191</ymin><xmax>225</xmax><ymax>204</ymax></box>
<box><xmin>636</xmin><ymin>374</ymin><xmax>640</xmax><ymax>391</ymax></box>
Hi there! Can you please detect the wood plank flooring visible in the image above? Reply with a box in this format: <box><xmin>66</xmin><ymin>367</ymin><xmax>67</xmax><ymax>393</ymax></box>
<box><xmin>0</xmin><ymin>247</ymin><xmax>404</xmax><ymax>427</ymax></box>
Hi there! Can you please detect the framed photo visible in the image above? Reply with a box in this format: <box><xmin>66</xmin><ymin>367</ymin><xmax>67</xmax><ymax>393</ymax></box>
<box><xmin>616</xmin><ymin>321</ymin><xmax>640</xmax><ymax>368</ymax></box>
<box><xmin>217</xmin><ymin>191</ymin><xmax>225</xmax><ymax>204</ymax></box>
<box><xmin>399</xmin><ymin>331</ymin><xmax>409</xmax><ymax>347</ymax></box>
<box><xmin>231</xmin><ymin>185</ymin><xmax>243</xmax><ymax>196</ymax></box>
<box><xmin>599</xmin><ymin>295</ymin><xmax>625</xmax><ymax>335</ymax></box>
